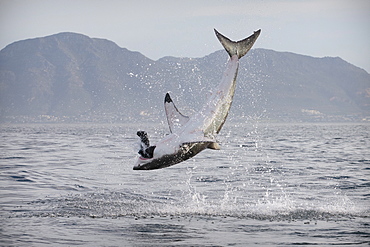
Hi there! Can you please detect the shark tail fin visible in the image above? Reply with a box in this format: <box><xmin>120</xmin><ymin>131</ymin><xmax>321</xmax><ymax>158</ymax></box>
<box><xmin>214</xmin><ymin>29</ymin><xmax>261</xmax><ymax>59</ymax></box>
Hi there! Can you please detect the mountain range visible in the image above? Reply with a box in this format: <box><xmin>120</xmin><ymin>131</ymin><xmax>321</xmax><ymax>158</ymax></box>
<box><xmin>0</xmin><ymin>32</ymin><xmax>369</xmax><ymax>123</ymax></box>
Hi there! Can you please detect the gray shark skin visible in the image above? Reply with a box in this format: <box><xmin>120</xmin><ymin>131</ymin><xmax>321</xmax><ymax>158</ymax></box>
<box><xmin>134</xmin><ymin>29</ymin><xmax>261</xmax><ymax>170</ymax></box>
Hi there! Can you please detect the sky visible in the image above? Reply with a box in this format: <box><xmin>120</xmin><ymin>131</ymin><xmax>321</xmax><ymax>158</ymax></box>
<box><xmin>1</xmin><ymin>0</ymin><xmax>369</xmax><ymax>72</ymax></box>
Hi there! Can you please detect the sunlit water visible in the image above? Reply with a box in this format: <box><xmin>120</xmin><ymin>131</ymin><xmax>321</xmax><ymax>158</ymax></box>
<box><xmin>1</xmin><ymin>122</ymin><xmax>369</xmax><ymax>246</ymax></box>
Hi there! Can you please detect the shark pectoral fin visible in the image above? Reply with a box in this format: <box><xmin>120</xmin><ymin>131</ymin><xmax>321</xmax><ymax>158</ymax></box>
<box><xmin>137</xmin><ymin>131</ymin><xmax>156</xmax><ymax>158</ymax></box>
<box><xmin>207</xmin><ymin>142</ymin><xmax>221</xmax><ymax>150</ymax></box>
<box><xmin>164</xmin><ymin>92</ymin><xmax>190</xmax><ymax>133</ymax></box>
<box><xmin>137</xmin><ymin>131</ymin><xmax>150</xmax><ymax>148</ymax></box>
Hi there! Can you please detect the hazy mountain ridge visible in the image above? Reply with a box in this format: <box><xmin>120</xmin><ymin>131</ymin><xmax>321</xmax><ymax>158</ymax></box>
<box><xmin>0</xmin><ymin>32</ymin><xmax>369</xmax><ymax>123</ymax></box>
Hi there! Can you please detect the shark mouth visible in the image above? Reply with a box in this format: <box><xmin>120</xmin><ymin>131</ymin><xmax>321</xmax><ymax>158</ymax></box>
<box><xmin>139</xmin><ymin>156</ymin><xmax>152</xmax><ymax>161</ymax></box>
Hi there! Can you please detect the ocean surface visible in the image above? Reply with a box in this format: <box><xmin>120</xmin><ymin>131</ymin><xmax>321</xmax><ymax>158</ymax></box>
<box><xmin>1</xmin><ymin>122</ymin><xmax>369</xmax><ymax>246</ymax></box>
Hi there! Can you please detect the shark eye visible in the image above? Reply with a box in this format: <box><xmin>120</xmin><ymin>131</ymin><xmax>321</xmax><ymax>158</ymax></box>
<box><xmin>181</xmin><ymin>144</ymin><xmax>190</xmax><ymax>152</ymax></box>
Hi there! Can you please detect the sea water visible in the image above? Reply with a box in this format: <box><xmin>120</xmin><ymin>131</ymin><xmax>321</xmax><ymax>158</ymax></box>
<box><xmin>1</xmin><ymin>122</ymin><xmax>369</xmax><ymax>246</ymax></box>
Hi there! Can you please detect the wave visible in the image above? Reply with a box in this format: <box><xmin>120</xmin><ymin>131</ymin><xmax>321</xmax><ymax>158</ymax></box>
<box><xmin>9</xmin><ymin>190</ymin><xmax>367</xmax><ymax>222</ymax></box>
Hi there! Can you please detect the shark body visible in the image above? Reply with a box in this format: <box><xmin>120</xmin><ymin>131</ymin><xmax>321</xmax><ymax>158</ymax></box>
<box><xmin>134</xmin><ymin>29</ymin><xmax>261</xmax><ymax>170</ymax></box>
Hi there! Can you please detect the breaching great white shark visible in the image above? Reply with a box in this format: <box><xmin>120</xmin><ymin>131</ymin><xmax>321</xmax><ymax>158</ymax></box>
<box><xmin>134</xmin><ymin>28</ymin><xmax>261</xmax><ymax>170</ymax></box>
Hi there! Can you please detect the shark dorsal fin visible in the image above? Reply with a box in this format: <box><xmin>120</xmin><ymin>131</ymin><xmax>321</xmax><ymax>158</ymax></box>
<box><xmin>164</xmin><ymin>93</ymin><xmax>189</xmax><ymax>133</ymax></box>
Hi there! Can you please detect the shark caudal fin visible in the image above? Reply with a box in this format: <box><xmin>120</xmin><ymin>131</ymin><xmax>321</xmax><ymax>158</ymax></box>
<box><xmin>214</xmin><ymin>29</ymin><xmax>261</xmax><ymax>59</ymax></box>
